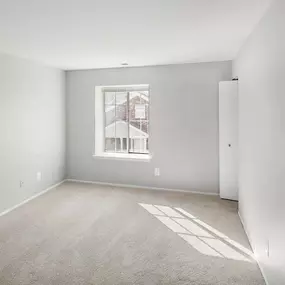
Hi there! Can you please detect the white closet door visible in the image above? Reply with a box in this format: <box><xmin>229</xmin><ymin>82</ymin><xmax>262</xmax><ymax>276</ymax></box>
<box><xmin>219</xmin><ymin>81</ymin><xmax>238</xmax><ymax>201</ymax></box>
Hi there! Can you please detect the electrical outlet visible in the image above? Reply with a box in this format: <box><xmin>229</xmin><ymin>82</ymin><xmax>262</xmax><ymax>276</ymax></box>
<box><xmin>154</xmin><ymin>168</ymin><xmax>160</xmax><ymax>176</ymax></box>
<box><xmin>20</xmin><ymin>181</ymin><xmax>24</xmax><ymax>188</ymax></box>
<box><xmin>37</xmin><ymin>172</ymin><xmax>42</xmax><ymax>182</ymax></box>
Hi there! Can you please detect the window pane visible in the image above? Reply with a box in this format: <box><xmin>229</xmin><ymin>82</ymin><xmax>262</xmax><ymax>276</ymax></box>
<box><xmin>135</xmin><ymin>104</ymin><xmax>146</xmax><ymax>119</ymax></box>
<box><xmin>115</xmin><ymin>104</ymin><xmax>128</xmax><ymax>122</ymax></box>
<box><xmin>115</xmin><ymin>92</ymin><xmax>127</xmax><ymax>105</ymax></box>
<box><xmin>105</xmin><ymin>105</ymin><xmax>115</xmax><ymax>126</ymax></box>
<box><xmin>116</xmin><ymin>138</ymin><xmax>121</xmax><ymax>152</ymax></box>
<box><xmin>140</xmin><ymin>90</ymin><xmax>149</xmax><ymax>99</ymax></box>
<box><xmin>129</xmin><ymin>90</ymin><xmax>149</xmax><ymax>102</ymax></box>
<box><xmin>133</xmin><ymin>138</ymin><xmax>140</xmax><ymax>152</ymax></box>
<box><xmin>105</xmin><ymin>103</ymin><xmax>116</xmax><ymax>152</ymax></box>
<box><xmin>104</xmin><ymin>87</ymin><xmax>149</xmax><ymax>155</ymax></box>
<box><xmin>104</xmin><ymin>91</ymin><xmax>128</xmax><ymax>153</ymax></box>
<box><xmin>128</xmin><ymin>91</ymin><xmax>149</xmax><ymax>154</ymax></box>
<box><xmin>129</xmin><ymin>91</ymin><xmax>149</xmax><ymax>121</ymax></box>
<box><xmin>123</xmin><ymin>138</ymin><xmax>127</xmax><ymax>150</ymax></box>
<box><xmin>104</xmin><ymin>92</ymin><xmax>115</xmax><ymax>105</ymax></box>
<box><xmin>145</xmin><ymin>104</ymin><xmax>149</xmax><ymax>121</ymax></box>
<box><xmin>105</xmin><ymin>138</ymin><xmax>115</xmax><ymax>152</ymax></box>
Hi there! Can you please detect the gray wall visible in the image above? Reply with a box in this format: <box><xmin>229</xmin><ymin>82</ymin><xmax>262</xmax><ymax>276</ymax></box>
<box><xmin>0</xmin><ymin>53</ymin><xmax>66</xmax><ymax>214</ymax></box>
<box><xmin>233</xmin><ymin>0</ymin><xmax>285</xmax><ymax>283</ymax></box>
<box><xmin>66</xmin><ymin>61</ymin><xmax>232</xmax><ymax>193</ymax></box>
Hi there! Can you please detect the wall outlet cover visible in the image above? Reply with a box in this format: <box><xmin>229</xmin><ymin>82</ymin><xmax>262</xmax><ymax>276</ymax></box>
<box><xmin>154</xmin><ymin>168</ymin><xmax>160</xmax><ymax>176</ymax></box>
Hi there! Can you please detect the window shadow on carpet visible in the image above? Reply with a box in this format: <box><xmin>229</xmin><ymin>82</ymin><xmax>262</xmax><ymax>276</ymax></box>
<box><xmin>139</xmin><ymin>203</ymin><xmax>254</xmax><ymax>262</ymax></box>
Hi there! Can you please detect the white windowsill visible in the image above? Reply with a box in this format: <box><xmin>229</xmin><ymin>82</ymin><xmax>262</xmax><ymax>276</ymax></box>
<box><xmin>93</xmin><ymin>152</ymin><xmax>152</xmax><ymax>162</ymax></box>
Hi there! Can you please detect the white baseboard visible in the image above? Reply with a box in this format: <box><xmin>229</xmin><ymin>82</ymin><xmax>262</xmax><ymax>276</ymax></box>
<box><xmin>238</xmin><ymin>211</ymin><xmax>269</xmax><ymax>285</ymax></box>
<box><xmin>66</xmin><ymin>179</ymin><xmax>219</xmax><ymax>196</ymax></box>
<box><xmin>0</xmin><ymin>180</ymin><xmax>66</xmax><ymax>218</ymax></box>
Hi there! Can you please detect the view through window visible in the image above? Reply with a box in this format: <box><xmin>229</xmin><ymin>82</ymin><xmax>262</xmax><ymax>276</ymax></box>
<box><xmin>104</xmin><ymin>86</ymin><xmax>150</xmax><ymax>154</ymax></box>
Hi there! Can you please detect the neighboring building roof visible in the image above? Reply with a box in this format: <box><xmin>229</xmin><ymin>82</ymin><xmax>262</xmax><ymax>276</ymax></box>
<box><xmin>105</xmin><ymin>92</ymin><xmax>149</xmax><ymax>112</ymax></box>
<box><xmin>105</xmin><ymin>120</ymin><xmax>148</xmax><ymax>138</ymax></box>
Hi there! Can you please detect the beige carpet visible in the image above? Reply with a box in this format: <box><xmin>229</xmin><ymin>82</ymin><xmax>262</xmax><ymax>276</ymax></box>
<box><xmin>0</xmin><ymin>182</ymin><xmax>265</xmax><ymax>285</ymax></box>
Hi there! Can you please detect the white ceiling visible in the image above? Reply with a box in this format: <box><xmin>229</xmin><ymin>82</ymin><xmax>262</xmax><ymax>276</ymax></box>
<box><xmin>0</xmin><ymin>0</ymin><xmax>272</xmax><ymax>70</ymax></box>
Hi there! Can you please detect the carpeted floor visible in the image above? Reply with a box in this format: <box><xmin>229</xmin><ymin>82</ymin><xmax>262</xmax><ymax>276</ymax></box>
<box><xmin>0</xmin><ymin>182</ymin><xmax>265</xmax><ymax>285</ymax></box>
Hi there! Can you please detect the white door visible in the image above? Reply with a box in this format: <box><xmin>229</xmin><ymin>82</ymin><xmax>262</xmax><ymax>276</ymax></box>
<box><xmin>219</xmin><ymin>81</ymin><xmax>238</xmax><ymax>201</ymax></box>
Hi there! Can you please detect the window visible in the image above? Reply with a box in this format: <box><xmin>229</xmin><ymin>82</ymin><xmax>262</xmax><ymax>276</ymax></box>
<box><xmin>94</xmin><ymin>85</ymin><xmax>151</xmax><ymax>160</ymax></box>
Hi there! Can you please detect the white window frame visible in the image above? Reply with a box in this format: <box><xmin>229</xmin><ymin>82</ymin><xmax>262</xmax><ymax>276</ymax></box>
<box><xmin>93</xmin><ymin>84</ymin><xmax>151</xmax><ymax>161</ymax></box>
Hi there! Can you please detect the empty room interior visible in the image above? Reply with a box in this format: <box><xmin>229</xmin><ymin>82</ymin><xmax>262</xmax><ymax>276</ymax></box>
<box><xmin>0</xmin><ymin>0</ymin><xmax>284</xmax><ymax>284</ymax></box>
